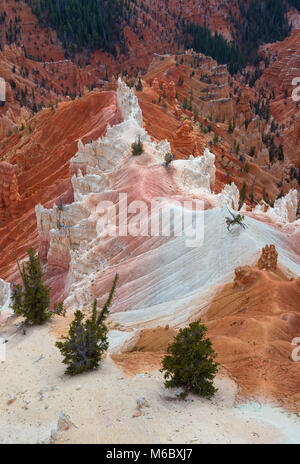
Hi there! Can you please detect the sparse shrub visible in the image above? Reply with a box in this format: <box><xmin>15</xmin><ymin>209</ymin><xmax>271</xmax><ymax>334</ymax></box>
<box><xmin>131</xmin><ymin>136</ymin><xmax>144</xmax><ymax>156</ymax></box>
<box><xmin>163</xmin><ymin>152</ymin><xmax>174</xmax><ymax>167</ymax></box>
<box><xmin>212</xmin><ymin>133</ymin><xmax>219</xmax><ymax>145</ymax></box>
<box><xmin>160</xmin><ymin>321</ymin><xmax>219</xmax><ymax>399</ymax></box>
<box><xmin>11</xmin><ymin>248</ymin><xmax>52</xmax><ymax>325</ymax></box>
<box><xmin>56</xmin><ymin>274</ymin><xmax>118</xmax><ymax>376</ymax></box>
<box><xmin>248</xmin><ymin>146</ymin><xmax>255</xmax><ymax>157</ymax></box>
<box><xmin>135</xmin><ymin>77</ymin><xmax>143</xmax><ymax>91</ymax></box>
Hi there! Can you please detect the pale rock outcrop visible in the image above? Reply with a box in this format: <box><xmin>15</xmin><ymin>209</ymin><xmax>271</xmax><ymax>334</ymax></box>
<box><xmin>71</xmin><ymin>170</ymin><xmax>109</xmax><ymax>202</ymax></box>
<box><xmin>36</xmin><ymin>79</ymin><xmax>172</xmax><ymax>302</ymax></box>
<box><xmin>253</xmin><ymin>189</ymin><xmax>298</xmax><ymax>224</ymax></box>
<box><xmin>180</xmin><ymin>148</ymin><xmax>216</xmax><ymax>192</ymax></box>
<box><xmin>272</xmin><ymin>189</ymin><xmax>298</xmax><ymax>224</ymax></box>
<box><xmin>70</xmin><ymin>79</ymin><xmax>150</xmax><ymax>176</ymax></box>
<box><xmin>117</xmin><ymin>77</ymin><xmax>143</xmax><ymax>127</ymax></box>
<box><xmin>215</xmin><ymin>183</ymin><xmax>239</xmax><ymax>210</ymax></box>
<box><xmin>0</xmin><ymin>279</ymin><xmax>11</xmax><ymax>316</ymax></box>
<box><xmin>35</xmin><ymin>202</ymin><xmax>91</xmax><ymax>265</ymax></box>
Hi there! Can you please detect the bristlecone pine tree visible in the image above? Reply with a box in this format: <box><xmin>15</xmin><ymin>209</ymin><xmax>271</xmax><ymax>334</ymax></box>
<box><xmin>12</xmin><ymin>248</ymin><xmax>52</xmax><ymax>325</ymax></box>
<box><xmin>56</xmin><ymin>274</ymin><xmax>118</xmax><ymax>376</ymax></box>
<box><xmin>161</xmin><ymin>321</ymin><xmax>219</xmax><ymax>399</ymax></box>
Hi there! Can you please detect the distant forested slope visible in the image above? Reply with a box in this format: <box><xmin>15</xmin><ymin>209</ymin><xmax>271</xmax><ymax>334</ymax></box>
<box><xmin>186</xmin><ymin>0</ymin><xmax>293</xmax><ymax>75</ymax></box>
<box><xmin>25</xmin><ymin>0</ymin><xmax>127</xmax><ymax>55</ymax></box>
<box><xmin>24</xmin><ymin>0</ymin><xmax>299</xmax><ymax>76</ymax></box>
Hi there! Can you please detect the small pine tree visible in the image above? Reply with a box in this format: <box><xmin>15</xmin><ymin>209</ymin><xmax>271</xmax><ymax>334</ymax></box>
<box><xmin>56</xmin><ymin>274</ymin><xmax>118</xmax><ymax>376</ymax></box>
<box><xmin>212</xmin><ymin>133</ymin><xmax>219</xmax><ymax>145</ymax></box>
<box><xmin>163</xmin><ymin>152</ymin><xmax>174</xmax><ymax>167</ymax></box>
<box><xmin>11</xmin><ymin>248</ymin><xmax>51</xmax><ymax>325</ymax></box>
<box><xmin>160</xmin><ymin>321</ymin><xmax>219</xmax><ymax>399</ymax></box>
<box><xmin>135</xmin><ymin>77</ymin><xmax>143</xmax><ymax>91</ymax></box>
<box><xmin>131</xmin><ymin>136</ymin><xmax>144</xmax><ymax>156</ymax></box>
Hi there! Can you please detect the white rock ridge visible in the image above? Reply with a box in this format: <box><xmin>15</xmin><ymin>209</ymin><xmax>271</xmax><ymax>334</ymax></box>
<box><xmin>215</xmin><ymin>182</ymin><xmax>240</xmax><ymax>210</ymax></box>
<box><xmin>34</xmin><ymin>80</ymin><xmax>300</xmax><ymax>334</ymax></box>
<box><xmin>175</xmin><ymin>148</ymin><xmax>216</xmax><ymax>192</ymax></box>
<box><xmin>272</xmin><ymin>189</ymin><xmax>298</xmax><ymax>223</ymax></box>
<box><xmin>253</xmin><ymin>189</ymin><xmax>298</xmax><ymax>224</ymax></box>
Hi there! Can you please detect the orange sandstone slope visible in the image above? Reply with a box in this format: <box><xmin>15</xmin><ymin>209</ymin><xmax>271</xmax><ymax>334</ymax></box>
<box><xmin>0</xmin><ymin>44</ymin><xmax>105</xmax><ymax>138</ymax></box>
<box><xmin>204</xmin><ymin>267</ymin><xmax>300</xmax><ymax>412</ymax></box>
<box><xmin>0</xmin><ymin>0</ymin><xmax>238</xmax><ymax>78</ymax></box>
<box><xmin>117</xmin><ymin>266</ymin><xmax>300</xmax><ymax>411</ymax></box>
<box><xmin>0</xmin><ymin>90</ymin><xmax>121</xmax><ymax>281</ymax></box>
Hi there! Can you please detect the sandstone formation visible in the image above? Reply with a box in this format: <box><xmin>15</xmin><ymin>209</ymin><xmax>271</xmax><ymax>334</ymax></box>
<box><xmin>258</xmin><ymin>245</ymin><xmax>278</xmax><ymax>271</ymax></box>
<box><xmin>205</xmin><ymin>265</ymin><xmax>300</xmax><ymax>412</ymax></box>
<box><xmin>0</xmin><ymin>89</ymin><xmax>121</xmax><ymax>282</ymax></box>
<box><xmin>35</xmin><ymin>81</ymin><xmax>300</xmax><ymax>317</ymax></box>
<box><xmin>234</xmin><ymin>265</ymin><xmax>257</xmax><ymax>288</ymax></box>
<box><xmin>238</xmin><ymin>85</ymin><xmax>253</xmax><ymax>122</ymax></box>
<box><xmin>0</xmin><ymin>162</ymin><xmax>21</xmax><ymax>226</ymax></box>
<box><xmin>173</xmin><ymin>119</ymin><xmax>198</xmax><ymax>156</ymax></box>
<box><xmin>167</xmin><ymin>81</ymin><xmax>176</xmax><ymax>102</ymax></box>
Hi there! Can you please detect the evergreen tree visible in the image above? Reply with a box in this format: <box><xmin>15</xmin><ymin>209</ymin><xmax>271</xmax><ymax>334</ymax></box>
<box><xmin>160</xmin><ymin>321</ymin><xmax>219</xmax><ymax>399</ymax></box>
<box><xmin>131</xmin><ymin>136</ymin><xmax>144</xmax><ymax>156</ymax></box>
<box><xmin>56</xmin><ymin>274</ymin><xmax>118</xmax><ymax>376</ymax></box>
<box><xmin>25</xmin><ymin>0</ymin><xmax>127</xmax><ymax>55</ymax></box>
<box><xmin>12</xmin><ymin>248</ymin><xmax>51</xmax><ymax>325</ymax></box>
<box><xmin>277</xmin><ymin>143</ymin><xmax>285</xmax><ymax>161</ymax></box>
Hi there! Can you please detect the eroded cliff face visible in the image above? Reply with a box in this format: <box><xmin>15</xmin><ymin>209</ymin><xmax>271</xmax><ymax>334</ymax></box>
<box><xmin>0</xmin><ymin>43</ymin><xmax>108</xmax><ymax>138</ymax></box>
<box><xmin>35</xmin><ymin>80</ymin><xmax>299</xmax><ymax>311</ymax></box>
<box><xmin>140</xmin><ymin>51</ymin><xmax>300</xmax><ymax>207</ymax></box>
<box><xmin>0</xmin><ymin>78</ymin><xmax>299</xmax><ymax>414</ymax></box>
<box><xmin>0</xmin><ymin>90</ymin><xmax>121</xmax><ymax>282</ymax></box>
<box><xmin>0</xmin><ymin>162</ymin><xmax>20</xmax><ymax>226</ymax></box>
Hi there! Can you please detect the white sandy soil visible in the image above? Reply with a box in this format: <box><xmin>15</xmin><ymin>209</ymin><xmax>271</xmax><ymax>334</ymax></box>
<box><xmin>0</xmin><ymin>323</ymin><xmax>299</xmax><ymax>444</ymax></box>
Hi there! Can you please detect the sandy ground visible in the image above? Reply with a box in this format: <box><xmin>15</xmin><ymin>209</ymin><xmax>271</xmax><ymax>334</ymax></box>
<box><xmin>0</xmin><ymin>322</ymin><xmax>300</xmax><ymax>444</ymax></box>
